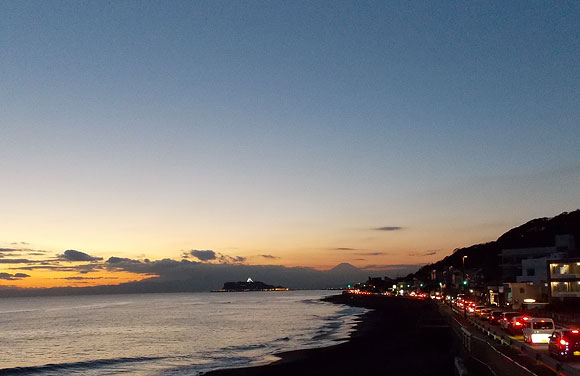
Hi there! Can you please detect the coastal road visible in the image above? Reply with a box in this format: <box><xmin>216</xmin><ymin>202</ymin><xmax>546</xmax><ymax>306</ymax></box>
<box><xmin>473</xmin><ymin>316</ymin><xmax>580</xmax><ymax>372</ymax></box>
<box><xmin>442</xmin><ymin>303</ymin><xmax>580</xmax><ymax>376</ymax></box>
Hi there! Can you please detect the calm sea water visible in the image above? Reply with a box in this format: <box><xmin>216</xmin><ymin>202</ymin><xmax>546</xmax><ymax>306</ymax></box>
<box><xmin>0</xmin><ymin>291</ymin><xmax>365</xmax><ymax>375</ymax></box>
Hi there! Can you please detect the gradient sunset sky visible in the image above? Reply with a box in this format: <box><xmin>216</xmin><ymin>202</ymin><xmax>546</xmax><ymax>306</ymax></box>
<box><xmin>1</xmin><ymin>1</ymin><xmax>579</xmax><ymax>288</ymax></box>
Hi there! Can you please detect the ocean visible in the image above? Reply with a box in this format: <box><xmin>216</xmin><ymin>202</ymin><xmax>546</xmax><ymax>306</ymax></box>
<box><xmin>0</xmin><ymin>291</ymin><xmax>365</xmax><ymax>375</ymax></box>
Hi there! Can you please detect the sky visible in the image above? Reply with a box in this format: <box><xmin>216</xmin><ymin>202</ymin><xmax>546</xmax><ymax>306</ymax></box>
<box><xmin>1</xmin><ymin>1</ymin><xmax>579</xmax><ymax>289</ymax></box>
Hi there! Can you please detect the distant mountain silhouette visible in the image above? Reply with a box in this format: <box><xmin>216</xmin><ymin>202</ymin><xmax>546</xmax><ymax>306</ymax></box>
<box><xmin>329</xmin><ymin>263</ymin><xmax>360</xmax><ymax>273</ymax></box>
<box><xmin>0</xmin><ymin>262</ymin><xmax>371</xmax><ymax>297</ymax></box>
<box><xmin>410</xmin><ymin>209</ymin><xmax>580</xmax><ymax>283</ymax></box>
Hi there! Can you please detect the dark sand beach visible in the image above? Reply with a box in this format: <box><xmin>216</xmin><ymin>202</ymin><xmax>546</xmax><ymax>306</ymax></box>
<box><xmin>204</xmin><ymin>294</ymin><xmax>458</xmax><ymax>376</ymax></box>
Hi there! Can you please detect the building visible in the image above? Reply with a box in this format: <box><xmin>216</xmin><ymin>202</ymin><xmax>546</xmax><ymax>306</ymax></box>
<box><xmin>548</xmin><ymin>258</ymin><xmax>580</xmax><ymax>300</ymax></box>
<box><xmin>500</xmin><ymin>235</ymin><xmax>576</xmax><ymax>282</ymax></box>
<box><xmin>516</xmin><ymin>254</ymin><xmax>567</xmax><ymax>285</ymax></box>
<box><xmin>503</xmin><ymin>282</ymin><xmax>545</xmax><ymax>310</ymax></box>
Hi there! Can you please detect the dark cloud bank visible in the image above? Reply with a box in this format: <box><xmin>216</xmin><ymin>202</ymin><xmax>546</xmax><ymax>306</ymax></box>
<box><xmin>0</xmin><ymin>250</ymin><xmax>423</xmax><ymax>297</ymax></box>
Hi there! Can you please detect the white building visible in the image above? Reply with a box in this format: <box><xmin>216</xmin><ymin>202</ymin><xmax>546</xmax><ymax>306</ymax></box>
<box><xmin>501</xmin><ymin>235</ymin><xmax>576</xmax><ymax>282</ymax></box>
<box><xmin>548</xmin><ymin>258</ymin><xmax>580</xmax><ymax>300</ymax></box>
<box><xmin>516</xmin><ymin>253</ymin><xmax>567</xmax><ymax>285</ymax></box>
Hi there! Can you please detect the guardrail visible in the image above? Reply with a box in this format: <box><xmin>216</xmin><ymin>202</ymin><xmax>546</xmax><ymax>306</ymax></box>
<box><xmin>450</xmin><ymin>306</ymin><xmax>580</xmax><ymax>376</ymax></box>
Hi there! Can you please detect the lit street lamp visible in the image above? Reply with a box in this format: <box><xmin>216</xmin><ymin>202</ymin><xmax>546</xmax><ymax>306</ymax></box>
<box><xmin>462</xmin><ymin>255</ymin><xmax>468</xmax><ymax>319</ymax></box>
<box><xmin>462</xmin><ymin>255</ymin><xmax>468</xmax><ymax>285</ymax></box>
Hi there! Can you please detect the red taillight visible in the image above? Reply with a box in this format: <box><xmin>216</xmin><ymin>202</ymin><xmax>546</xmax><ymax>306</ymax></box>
<box><xmin>522</xmin><ymin>317</ymin><xmax>530</xmax><ymax>321</ymax></box>
<box><xmin>515</xmin><ymin>322</ymin><xmax>522</xmax><ymax>326</ymax></box>
<box><xmin>572</xmin><ymin>330</ymin><xmax>579</xmax><ymax>334</ymax></box>
<box><xmin>560</xmin><ymin>339</ymin><xmax>569</xmax><ymax>346</ymax></box>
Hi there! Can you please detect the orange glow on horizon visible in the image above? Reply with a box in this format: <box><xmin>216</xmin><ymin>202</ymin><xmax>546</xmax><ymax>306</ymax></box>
<box><xmin>0</xmin><ymin>269</ymin><xmax>155</xmax><ymax>289</ymax></box>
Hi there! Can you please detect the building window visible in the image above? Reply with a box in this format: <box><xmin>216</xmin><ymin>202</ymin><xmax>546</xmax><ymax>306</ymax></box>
<box><xmin>526</xmin><ymin>268</ymin><xmax>535</xmax><ymax>276</ymax></box>
<box><xmin>550</xmin><ymin>262</ymin><xmax>580</xmax><ymax>277</ymax></box>
<box><xmin>551</xmin><ymin>282</ymin><xmax>567</xmax><ymax>294</ymax></box>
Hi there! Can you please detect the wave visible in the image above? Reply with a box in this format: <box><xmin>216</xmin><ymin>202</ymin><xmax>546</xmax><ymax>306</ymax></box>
<box><xmin>0</xmin><ymin>309</ymin><xmax>39</xmax><ymax>315</ymax></box>
<box><xmin>219</xmin><ymin>342</ymin><xmax>268</xmax><ymax>353</ymax></box>
<box><xmin>0</xmin><ymin>356</ymin><xmax>164</xmax><ymax>375</ymax></box>
<box><xmin>44</xmin><ymin>301</ymin><xmax>132</xmax><ymax>312</ymax></box>
<box><xmin>312</xmin><ymin>320</ymin><xmax>343</xmax><ymax>340</ymax></box>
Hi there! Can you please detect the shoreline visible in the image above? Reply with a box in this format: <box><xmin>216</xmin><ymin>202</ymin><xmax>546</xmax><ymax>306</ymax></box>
<box><xmin>203</xmin><ymin>294</ymin><xmax>459</xmax><ymax>376</ymax></box>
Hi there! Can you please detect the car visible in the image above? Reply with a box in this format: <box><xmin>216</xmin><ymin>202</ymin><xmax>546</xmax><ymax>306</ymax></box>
<box><xmin>549</xmin><ymin>329</ymin><xmax>580</xmax><ymax>360</ymax></box>
<box><xmin>500</xmin><ymin>312</ymin><xmax>520</xmax><ymax>331</ymax></box>
<box><xmin>473</xmin><ymin>305</ymin><xmax>487</xmax><ymax>316</ymax></box>
<box><xmin>489</xmin><ymin>311</ymin><xmax>503</xmax><ymax>325</ymax></box>
<box><xmin>523</xmin><ymin>318</ymin><xmax>555</xmax><ymax>343</ymax></box>
<box><xmin>479</xmin><ymin>308</ymin><xmax>493</xmax><ymax>320</ymax></box>
<box><xmin>508</xmin><ymin>315</ymin><xmax>531</xmax><ymax>336</ymax></box>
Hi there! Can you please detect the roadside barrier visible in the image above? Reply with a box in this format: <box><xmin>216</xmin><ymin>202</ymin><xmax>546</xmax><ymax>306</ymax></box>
<box><xmin>461</xmin><ymin>327</ymin><xmax>472</xmax><ymax>352</ymax></box>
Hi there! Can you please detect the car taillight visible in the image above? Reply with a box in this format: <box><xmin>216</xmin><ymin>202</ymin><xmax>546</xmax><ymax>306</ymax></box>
<box><xmin>572</xmin><ymin>330</ymin><xmax>579</xmax><ymax>334</ymax></box>
<box><xmin>560</xmin><ymin>339</ymin><xmax>569</xmax><ymax>346</ymax></box>
<box><xmin>515</xmin><ymin>322</ymin><xmax>521</xmax><ymax>326</ymax></box>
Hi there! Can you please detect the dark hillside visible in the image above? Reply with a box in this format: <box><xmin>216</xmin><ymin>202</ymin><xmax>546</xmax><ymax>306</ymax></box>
<box><xmin>496</xmin><ymin>210</ymin><xmax>580</xmax><ymax>249</ymax></box>
<box><xmin>411</xmin><ymin>210</ymin><xmax>580</xmax><ymax>283</ymax></box>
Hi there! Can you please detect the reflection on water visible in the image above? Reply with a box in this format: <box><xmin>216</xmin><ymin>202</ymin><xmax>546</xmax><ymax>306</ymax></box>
<box><xmin>0</xmin><ymin>291</ymin><xmax>366</xmax><ymax>375</ymax></box>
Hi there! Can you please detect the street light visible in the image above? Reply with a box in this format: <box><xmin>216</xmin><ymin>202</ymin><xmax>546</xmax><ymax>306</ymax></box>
<box><xmin>462</xmin><ymin>255</ymin><xmax>469</xmax><ymax>318</ymax></box>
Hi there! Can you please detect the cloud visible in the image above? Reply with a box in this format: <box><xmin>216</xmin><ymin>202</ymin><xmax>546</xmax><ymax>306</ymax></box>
<box><xmin>409</xmin><ymin>250</ymin><xmax>439</xmax><ymax>257</ymax></box>
<box><xmin>60</xmin><ymin>250</ymin><xmax>103</xmax><ymax>262</ymax></box>
<box><xmin>0</xmin><ymin>248</ymin><xmax>22</xmax><ymax>258</ymax></box>
<box><xmin>190</xmin><ymin>250</ymin><xmax>217</xmax><ymax>261</ymax></box>
<box><xmin>374</xmin><ymin>226</ymin><xmax>403</xmax><ymax>231</ymax></box>
<box><xmin>0</xmin><ymin>248</ymin><xmax>20</xmax><ymax>253</ymax></box>
<box><xmin>189</xmin><ymin>250</ymin><xmax>246</xmax><ymax>264</ymax></box>
<box><xmin>259</xmin><ymin>254</ymin><xmax>279</xmax><ymax>259</ymax></box>
<box><xmin>218</xmin><ymin>255</ymin><xmax>246</xmax><ymax>264</ymax></box>
<box><xmin>60</xmin><ymin>277</ymin><xmax>107</xmax><ymax>280</ymax></box>
<box><xmin>107</xmin><ymin>257</ymin><xmax>141</xmax><ymax>264</ymax></box>
<box><xmin>10</xmin><ymin>263</ymin><xmax>102</xmax><ymax>273</ymax></box>
<box><xmin>0</xmin><ymin>272</ymin><xmax>30</xmax><ymax>280</ymax></box>
<box><xmin>355</xmin><ymin>252</ymin><xmax>387</xmax><ymax>256</ymax></box>
<box><xmin>0</xmin><ymin>259</ymin><xmax>33</xmax><ymax>264</ymax></box>
<box><xmin>0</xmin><ymin>248</ymin><xmax>48</xmax><ymax>258</ymax></box>
<box><xmin>334</xmin><ymin>247</ymin><xmax>356</xmax><ymax>251</ymax></box>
